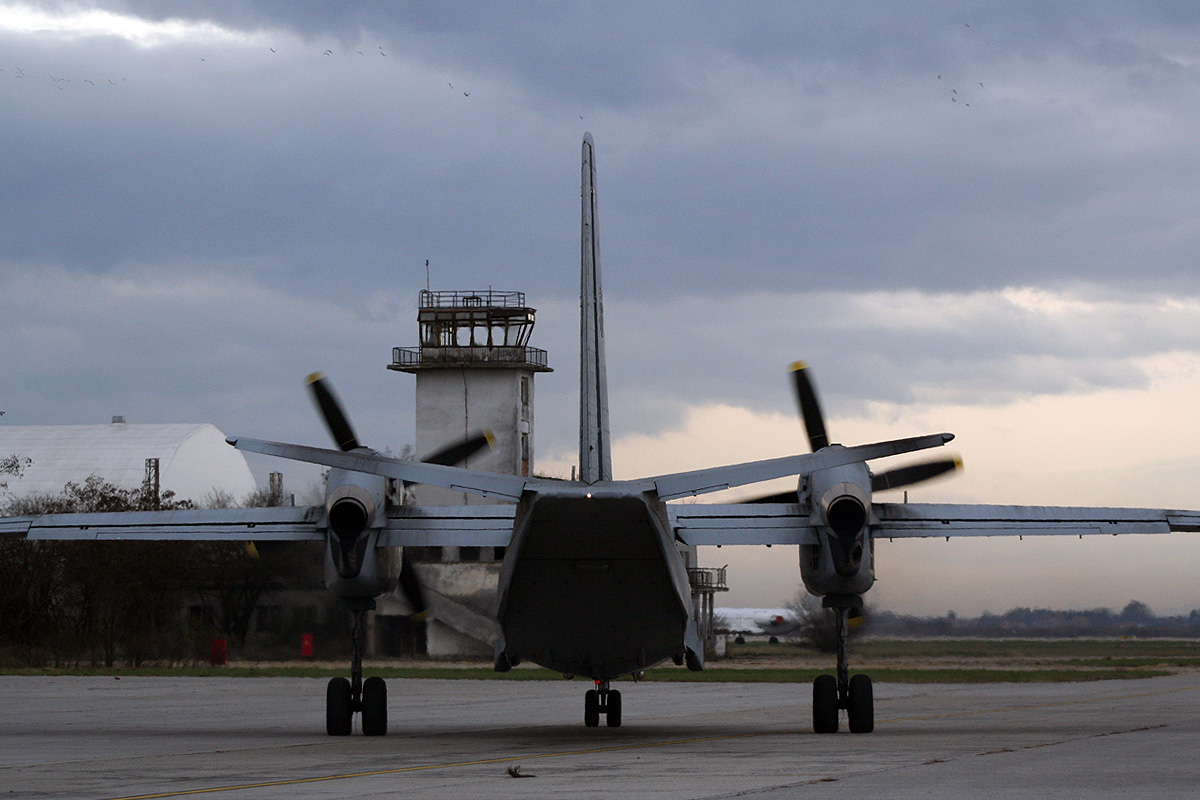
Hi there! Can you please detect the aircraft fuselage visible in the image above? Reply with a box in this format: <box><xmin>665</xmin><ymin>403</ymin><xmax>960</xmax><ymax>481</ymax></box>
<box><xmin>495</xmin><ymin>486</ymin><xmax>695</xmax><ymax>680</ymax></box>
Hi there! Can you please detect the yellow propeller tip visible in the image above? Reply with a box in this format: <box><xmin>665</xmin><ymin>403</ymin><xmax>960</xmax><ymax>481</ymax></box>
<box><xmin>483</xmin><ymin>429</ymin><xmax>497</xmax><ymax>447</ymax></box>
<box><xmin>789</xmin><ymin>360</ymin><xmax>808</xmax><ymax>372</ymax></box>
<box><xmin>305</xmin><ymin>372</ymin><xmax>326</xmax><ymax>385</ymax></box>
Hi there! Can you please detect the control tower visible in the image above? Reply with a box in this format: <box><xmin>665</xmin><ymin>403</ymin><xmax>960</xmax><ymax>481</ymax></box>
<box><xmin>390</xmin><ymin>289</ymin><xmax>551</xmax><ymax>498</ymax></box>
<box><xmin>386</xmin><ymin>289</ymin><xmax>551</xmax><ymax>657</ymax></box>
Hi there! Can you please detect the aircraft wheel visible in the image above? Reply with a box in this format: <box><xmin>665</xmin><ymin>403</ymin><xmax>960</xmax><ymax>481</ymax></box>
<box><xmin>606</xmin><ymin>690</ymin><xmax>622</xmax><ymax>728</ymax></box>
<box><xmin>812</xmin><ymin>674</ymin><xmax>838</xmax><ymax>734</ymax></box>
<box><xmin>584</xmin><ymin>689</ymin><xmax>600</xmax><ymax>727</ymax></box>
<box><xmin>847</xmin><ymin>674</ymin><xmax>873</xmax><ymax>734</ymax></box>
<box><xmin>362</xmin><ymin>676</ymin><xmax>388</xmax><ymax>736</ymax></box>
<box><xmin>326</xmin><ymin>677</ymin><xmax>353</xmax><ymax>736</ymax></box>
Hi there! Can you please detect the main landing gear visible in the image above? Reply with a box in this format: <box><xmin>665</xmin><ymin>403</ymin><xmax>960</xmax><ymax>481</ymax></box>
<box><xmin>584</xmin><ymin>680</ymin><xmax>622</xmax><ymax>728</ymax></box>
<box><xmin>327</xmin><ymin>600</ymin><xmax>388</xmax><ymax>736</ymax></box>
<box><xmin>812</xmin><ymin>595</ymin><xmax>873</xmax><ymax>734</ymax></box>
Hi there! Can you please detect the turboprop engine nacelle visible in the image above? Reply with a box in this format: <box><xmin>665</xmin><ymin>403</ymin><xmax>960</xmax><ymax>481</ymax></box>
<box><xmin>323</xmin><ymin>466</ymin><xmax>391</xmax><ymax>596</ymax></box>
<box><xmin>799</xmin><ymin>457</ymin><xmax>875</xmax><ymax>597</ymax></box>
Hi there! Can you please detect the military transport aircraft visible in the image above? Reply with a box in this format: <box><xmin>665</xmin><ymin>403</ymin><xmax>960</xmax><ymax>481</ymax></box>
<box><xmin>4</xmin><ymin>134</ymin><xmax>1200</xmax><ymax>737</ymax></box>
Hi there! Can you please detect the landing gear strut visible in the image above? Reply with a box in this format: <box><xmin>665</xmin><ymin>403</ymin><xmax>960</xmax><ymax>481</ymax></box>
<box><xmin>812</xmin><ymin>595</ymin><xmax>873</xmax><ymax>734</ymax></box>
<box><xmin>584</xmin><ymin>680</ymin><xmax>622</xmax><ymax>728</ymax></box>
<box><xmin>327</xmin><ymin>600</ymin><xmax>388</xmax><ymax>736</ymax></box>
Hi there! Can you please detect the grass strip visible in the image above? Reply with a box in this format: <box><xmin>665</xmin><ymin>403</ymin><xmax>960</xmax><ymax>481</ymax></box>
<box><xmin>0</xmin><ymin>665</ymin><xmax>1172</xmax><ymax>683</ymax></box>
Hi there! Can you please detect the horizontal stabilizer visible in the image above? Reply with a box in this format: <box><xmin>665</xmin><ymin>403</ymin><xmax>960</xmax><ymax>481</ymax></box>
<box><xmin>650</xmin><ymin>433</ymin><xmax>953</xmax><ymax>500</ymax></box>
<box><xmin>230</xmin><ymin>437</ymin><xmax>530</xmax><ymax>500</ymax></box>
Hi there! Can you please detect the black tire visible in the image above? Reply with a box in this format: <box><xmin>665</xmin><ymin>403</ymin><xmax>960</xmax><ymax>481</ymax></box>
<box><xmin>812</xmin><ymin>674</ymin><xmax>838</xmax><ymax>734</ymax></box>
<box><xmin>362</xmin><ymin>676</ymin><xmax>388</xmax><ymax>736</ymax></box>
<box><xmin>584</xmin><ymin>689</ymin><xmax>600</xmax><ymax>727</ymax></box>
<box><xmin>606</xmin><ymin>690</ymin><xmax>622</xmax><ymax>728</ymax></box>
<box><xmin>326</xmin><ymin>677</ymin><xmax>352</xmax><ymax>736</ymax></box>
<box><xmin>847</xmin><ymin>674</ymin><xmax>874</xmax><ymax>734</ymax></box>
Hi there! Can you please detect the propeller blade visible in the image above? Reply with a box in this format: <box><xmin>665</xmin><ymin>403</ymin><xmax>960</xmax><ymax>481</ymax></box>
<box><xmin>398</xmin><ymin>431</ymin><xmax>497</xmax><ymax>620</ymax></box>
<box><xmin>420</xmin><ymin>430</ymin><xmax>495</xmax><ymax>467</ymax></box>
<box><xmin>791</xmin><ymin>362</ymin><xmax>829</xmax><ymax>451</ymax></box>
<box><xmin>306</xmin><ymin>372</ymin><xmax>360</xmax><ymax>452</ymax></box>
<box><xmin>871</xmin><ymin>457</ymin><xmax>962</xmax><ymax>492</ymax></box>
<box><xmin>740</xmin><ymin>490</ymin><xmax>798</xmax><ymax>504</ymax></box>
<box><xmin>397</xmin><ymin>553</ymin><xmax>429</xmax><ymax>620</ymax></box>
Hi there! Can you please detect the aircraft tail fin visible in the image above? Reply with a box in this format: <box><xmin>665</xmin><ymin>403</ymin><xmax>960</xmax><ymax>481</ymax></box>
<box><xmin>579</xmin><ymin>133</ymin><xmax>612</xmax><ymax>483</ymax></box>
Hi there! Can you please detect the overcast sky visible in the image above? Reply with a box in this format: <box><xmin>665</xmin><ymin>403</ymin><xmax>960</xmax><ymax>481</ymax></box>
<box><xmin>5</xmin><ymin>2</ymin><xmax>1200</xmax><ymax>615</ymax></box>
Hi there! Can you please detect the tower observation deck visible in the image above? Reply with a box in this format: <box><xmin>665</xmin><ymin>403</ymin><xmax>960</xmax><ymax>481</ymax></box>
<box><xmin>389</xmin><ymin>290</ymin><xmax>551</xmax><ymax>373</ymax></box>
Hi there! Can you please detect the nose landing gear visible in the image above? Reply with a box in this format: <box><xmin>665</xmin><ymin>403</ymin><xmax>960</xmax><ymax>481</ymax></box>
<box><xmin>584</xmin><ymin>680</ymin><xmax>622</xmax><ymax>727</ymax></box>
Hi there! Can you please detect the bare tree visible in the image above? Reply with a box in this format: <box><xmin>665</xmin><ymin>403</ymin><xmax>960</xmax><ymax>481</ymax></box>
<box><xmin>786</xmin><ymin>591</ymin><xmax>871</xmax><ymax>652</ymax></box>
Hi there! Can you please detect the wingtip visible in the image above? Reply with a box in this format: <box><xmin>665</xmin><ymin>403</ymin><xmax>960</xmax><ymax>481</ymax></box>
<box><xmin>225</xmin><ymin>437</ymin><xmax>238</xmax><ymax>447</ymax></box>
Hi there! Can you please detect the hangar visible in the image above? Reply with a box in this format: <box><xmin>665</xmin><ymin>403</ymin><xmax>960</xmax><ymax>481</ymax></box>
<box><xmin>0</xmin><ymin>419</ymin><xmax>256</xmax><ymax>505</ymax></box>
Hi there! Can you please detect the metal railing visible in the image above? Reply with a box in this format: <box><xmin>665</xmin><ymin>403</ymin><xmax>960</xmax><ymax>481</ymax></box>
<box><xmin>392</xmin><ymin>345</ymin><xmax>548</xmax><ymax>369</ymax></box>
<box><xmin>419</xmin><ymin>290</ymin><xmax>527</xmax><ymax>309</ymax></box>
<box><xmin>687</xmin><ymin>566</ymin><xmax>729</xmax><ymax>592</ymax></box>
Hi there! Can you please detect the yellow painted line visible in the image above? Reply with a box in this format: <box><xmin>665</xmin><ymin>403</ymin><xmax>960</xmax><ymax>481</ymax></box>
<box><xmin>104</xmin><ymin>681</ymin><xmax>1200</xmax><ymax>800</ymax></box>
<box><xmin>102</xmin><ymin>731</ymin><xmax>795</xmax><ymax>800</ymax></box>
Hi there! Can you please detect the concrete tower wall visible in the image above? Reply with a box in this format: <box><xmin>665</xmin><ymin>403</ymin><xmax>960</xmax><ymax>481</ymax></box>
<box><xmin>412</xmin><ymin>368</ymin><xmax>533</xmax><ymax>506</ymax></box>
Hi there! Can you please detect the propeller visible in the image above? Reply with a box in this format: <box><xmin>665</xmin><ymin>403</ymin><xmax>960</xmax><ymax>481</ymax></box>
<box><xmin>870</xmin><ymin>457</ymin><xmax>962</xmax><ymax>493</ymax></box>
<box><xmin>305</xmin><ymin>372</ymin><xmax>495</xmax><ymax>620</ymax></box>
<box><xmin>791</xmin><ymin>362</ymin><xmax>829</xmax><ymax>451</ymax></box>
<box><xmin>307</xmin><ymin>372</ymin><xmax>360</xmax><ymax>451</ymax></box>
<box><xmin>790</xmin><ymin>361</ymin><xmax>961</xmax><ymax>493</ymax></box>
<box><xmin>742</xmin><ymin>361</ymin><xmax>961</xmax><ymax>502</ymax></box>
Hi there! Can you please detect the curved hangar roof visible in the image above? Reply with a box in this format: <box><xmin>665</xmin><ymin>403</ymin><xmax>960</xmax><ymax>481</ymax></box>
<box><xmin>0</xmin><ymin>421</ymin><xmax>257</xmax><ymax>505</ymax></box>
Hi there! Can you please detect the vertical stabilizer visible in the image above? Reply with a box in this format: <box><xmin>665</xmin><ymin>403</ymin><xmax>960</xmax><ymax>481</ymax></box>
<box><xmin>579</xmin><ymin>133</ymin><xmax>612</xmax><ymax>483</ymax></box>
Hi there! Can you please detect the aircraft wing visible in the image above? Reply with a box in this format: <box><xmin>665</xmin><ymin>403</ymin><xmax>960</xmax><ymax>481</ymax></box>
<box><xmin>872</xmin><ymin>503</ymin><xmax>1200</xmax><ymax>539</ymax></box>
<box><xmin>0</xmin><ymin>506</ymin><xmax>325</xmax><ymax>541</ymax></box>
<box><xmin>669</xmin><ymin>503</ymin><xmax>817</xmax><ymax>546</ymax></box>
<box><xmin>0</xmin><ymin>504</ymin><xmax>518</xmax><ymax>546</ymax></box>
<box><xmin>379</xmin><ymin>505</ymin><xmax>516</xmax><ymax>547</ymax></box>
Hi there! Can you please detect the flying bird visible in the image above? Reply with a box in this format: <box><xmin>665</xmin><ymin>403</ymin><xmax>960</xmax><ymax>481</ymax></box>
<box><xmin>506</xmin><ymin>765</ymin><xmax>535</xmax><ymax>778</ymax></box>
<box><xmin>324</xmin><ymin>50</ymin><xmax>333</xmax><ymax>56</ymax></box>
<box><xmin>269</xmin><ymin>47</ymin><xmax>276</xmax><ymax>53</ymax></box>
<box><xmin>463</xmin><ymin>91</ymin><xmax>470</xmax><ymax>97</ymax></box>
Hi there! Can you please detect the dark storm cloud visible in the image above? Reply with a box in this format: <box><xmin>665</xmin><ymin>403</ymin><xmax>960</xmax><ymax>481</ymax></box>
<box><xmin>6</xmin><ymin>1</ymin><xmax>1200</xmax><ymax>470</ymax></box>
<box><xmin>7</xmin><ymin>1</ymin><xmax>1200</xmax><ymax>302</ymax></box>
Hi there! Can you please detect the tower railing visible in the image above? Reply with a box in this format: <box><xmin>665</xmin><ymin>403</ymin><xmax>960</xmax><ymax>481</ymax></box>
<box><xmin>392</xmin><ymin>345</ymin><xmax>549</xmax><ymax>370</ymax></box>
<box><xmin>419</xmin><ymin>290</ymin><xmax>527</xmax><ymax>309</ymax></box>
